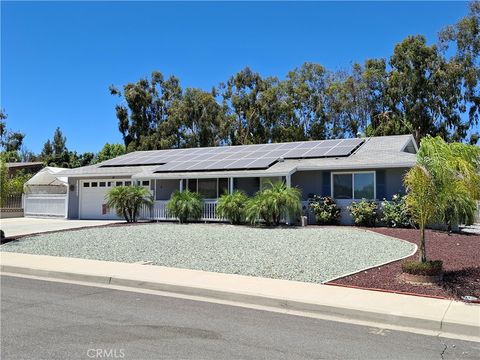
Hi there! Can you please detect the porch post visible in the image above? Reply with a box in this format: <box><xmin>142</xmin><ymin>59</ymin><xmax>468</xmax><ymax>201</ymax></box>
<box><xmin>179</xmin><ymin>179</ymin><xmax>183</xmax><ymax>192</ymax></box>
<box><xmin>286</xmin><ymin>174</ymin><xmax>292</xmax><ymax>225</ymax></box>
<box><xmin>229</xmin><ymin>177</ymin><xmax>234</xmax><ymax>194</ymax></box>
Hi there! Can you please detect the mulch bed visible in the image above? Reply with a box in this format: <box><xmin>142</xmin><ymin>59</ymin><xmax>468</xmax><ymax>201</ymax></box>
<box><xmin>328</xmin><ymin>227</ymin><xmax>480</xmax><ymax>300</ymax></box>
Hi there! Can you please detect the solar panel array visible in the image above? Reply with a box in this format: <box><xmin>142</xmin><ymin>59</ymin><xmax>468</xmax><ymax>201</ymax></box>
<box><xmin>99</xmin><ymin>138</ymin><xmax>365</xmax><ymax>172</ymax></box>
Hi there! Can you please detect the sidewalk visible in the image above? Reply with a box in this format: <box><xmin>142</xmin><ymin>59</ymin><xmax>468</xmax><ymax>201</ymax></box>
<box><xmin>1</xmin><ymin>252</ymin><xmax>479</xmax><ymax>341</ymax></box>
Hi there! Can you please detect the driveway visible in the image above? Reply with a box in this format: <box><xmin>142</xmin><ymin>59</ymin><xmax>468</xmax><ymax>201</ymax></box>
<box><xmin>0</xmin><ymin>217</ymin><xmax>121</xmax><ymax>238</ymax></box>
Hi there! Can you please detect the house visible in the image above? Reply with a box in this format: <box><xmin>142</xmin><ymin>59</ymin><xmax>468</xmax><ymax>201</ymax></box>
<box><xmin>35</xmin><ymin>134</ymin><xmax>417</xmax><ymax>224</ymax></box>
<box><xmin>5</xmin><ymin>162</ymin><xmax>44</xmax><ymax>177</ymax></box>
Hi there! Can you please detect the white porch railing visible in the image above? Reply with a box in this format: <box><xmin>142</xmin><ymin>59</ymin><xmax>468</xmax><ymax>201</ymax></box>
<box><xmin>24</xmin><ymin>193</ymin><xmax>67</xmax><ymax>217</ymax></box>
<box><xmin>141</xmin><ymin>200</ymin><xmax>225</xmax><ymax>222</ymax></box>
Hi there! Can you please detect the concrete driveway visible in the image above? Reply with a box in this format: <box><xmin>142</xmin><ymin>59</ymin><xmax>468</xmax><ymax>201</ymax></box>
<box><xmin>0</xmin><ymin>217</ymin><xmax>121</xmax><ymax>237</ymax></box>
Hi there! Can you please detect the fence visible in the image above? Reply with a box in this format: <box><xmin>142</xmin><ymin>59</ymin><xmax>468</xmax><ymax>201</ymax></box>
<box><xmin>1</xmin><ymin>194</ymin><xmax>23</xmax><ymax>209</ymax></box>
<box><xmin>141</xmin><ymin>200</ymin><xmax>225</xmax><ymax>222</ymax></box>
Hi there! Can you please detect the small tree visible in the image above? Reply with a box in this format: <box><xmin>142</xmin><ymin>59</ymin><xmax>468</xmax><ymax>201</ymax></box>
<box><xmin>217</xmin><ymin>190</ymin><xmax>248</xmax><ymax>225</ymax></box>
<box><xmin>404</xmin><ymin>136</ymin><xmax>480</xmax><ymax>263</ymax></box>
<box><xmin>167</xmin><ymin>190</ymin><xmax>203</xmax><ymax>223</ymax></box>
<box><xmin>105</xmin><ymin>185</ymin><xmax>153</xmax><ymax>223</ymax></box>
<box><xmin>245</xmin><ymin>181</ymin><xmax>301</xmax><ymax>226</ymax></box>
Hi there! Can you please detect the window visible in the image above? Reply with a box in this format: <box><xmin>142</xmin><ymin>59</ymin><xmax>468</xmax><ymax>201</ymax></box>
<box><xmin>115</xmin><ymin>181</ymin><xmax>123</xmax><ymax>187</ymax></box>
<box><xmin>107</xmin><ymin>182</ymin><xmax>112</xmax><ymax>187</ymax></box>
<box><xmin>124</xmin><ymin>181</ymin><xmax>132</xmax><ymax>186</ymax></box>
<box><xmin>354</xmin><ymin>173</ymin><xmax>374</xmax><ymax>199</ymax></box>
<box><xmin>218</xmin><ymin>178</ymin><xmax>229</xmax><ymax>196</ymax></box>
<box><xmin>99</xmin><ymin>182</ymin><xmax>106</xmax><ymax>187</ymax></box>
<box><xmin>332</xmin><ymin>172</ymin><xmax>375</xmax><ymax>200</ymax></box>
<box><xmin>198</xmin><ymin>179</ymin><xmax>217</xmax><ymax>198</ymax></box>
<box><xmin>91</xmin><ymin>182</ymin><xmax>98</xmax><ymax>187</ymax></box>
<box><xmin>142</xmin><ymin>180</ymin><xmax>150</xmax><ymax>187</ymax></box>
<box><xmin>333</xmin><ymin>174</ymin><xmax>352</xmax><ymax>199</ymax></box>
<box><xmin>83</xmin><ymin>182</ymin><xmax>90</xmax><ymax>188</ymax></box>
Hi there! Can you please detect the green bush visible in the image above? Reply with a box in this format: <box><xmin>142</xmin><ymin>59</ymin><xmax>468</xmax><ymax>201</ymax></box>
<box><xmin>401</xmin><ymin>260</ymin><xmax>443</xmax><ymax>276</ymax></box>
<box><xmin>245</xmin><ymin>181</ymin><xmax>301</xmax><ymax>226</ymax></box>
<box><xmin>381</xmin><ymin>194</ymin><xmax>411</xmax><ymax>228</ymax></box>
<box><xmin>105</xmin><ymin>185</ymin><xmax>153</xmax><ymax>223</ymax></box>
<box><xmin>309</xmin><ymin>196</ymin><xmax>341</xmax><ymax>225</ymax></box>
<box><xmin>167</xmin><ymin>190</ymin><xmax>202</xmax><ymax>223</ymax></box>
<box><xmin>217</xmin><ymin>190</ymin><xmax>248</xmax><ymax>225</ymax></box>
<box><xmin>348</xmin><ymin>199</ymin><xmax>378</xmax><ymax>227</ymax></box>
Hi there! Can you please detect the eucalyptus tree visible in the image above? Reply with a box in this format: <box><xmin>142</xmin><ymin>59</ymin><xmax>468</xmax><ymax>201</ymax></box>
<box><xmin>109</xmin><ymin>71</ymin><xmax>182</xmax><ymax>151</ymax></box>
<box><xmin>169</xmin><ymin>88</ymin><xmax>227</xmax><ymax>148</ymax></box>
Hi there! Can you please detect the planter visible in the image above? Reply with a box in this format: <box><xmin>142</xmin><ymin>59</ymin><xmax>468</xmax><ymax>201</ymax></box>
<box><xmin>400</xmin><ymin>272</ymin><xmax>444</xmax><ymax>285</ymax></box>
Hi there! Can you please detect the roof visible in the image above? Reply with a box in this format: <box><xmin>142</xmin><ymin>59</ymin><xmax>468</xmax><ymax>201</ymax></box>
<box><xmin>6</xmin><ymin>162</ymin><xmax>43</xmax><ymax>169</ymax></box>
<box><xmin>60</xmin><ymin>135</ymin><xmax>417</xmax><ymax>179</ymax></box>
<box><xmin>25</xmin><ymin>167</ymin><xmax>68</xmax><ymax>187</ymax></box>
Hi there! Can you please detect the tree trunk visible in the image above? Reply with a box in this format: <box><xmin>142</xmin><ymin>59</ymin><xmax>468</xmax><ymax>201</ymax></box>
<box><xmin>419</xmin><ymin>224</ymin><xmax>427</xmax><ymax>263</ymax></box>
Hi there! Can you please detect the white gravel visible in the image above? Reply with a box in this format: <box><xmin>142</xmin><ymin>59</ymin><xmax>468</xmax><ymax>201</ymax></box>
<box><xmin>1</xmin><ymin>223</ymin><xmax>416</xmax><ymax>283</ymax></box>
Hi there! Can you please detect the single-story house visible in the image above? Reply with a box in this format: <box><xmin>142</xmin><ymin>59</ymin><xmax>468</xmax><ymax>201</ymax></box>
<box><xmin>31</xmin><ymin>134</ymin><xmax>417</xmax><ymax>224</ymax></box>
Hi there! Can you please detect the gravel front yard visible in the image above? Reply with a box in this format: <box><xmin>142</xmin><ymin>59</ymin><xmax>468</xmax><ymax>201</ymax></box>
<box><xmin>1</xmin><ymin>223</ymin><xmax>416</xmax><ymax>283</ymax></box>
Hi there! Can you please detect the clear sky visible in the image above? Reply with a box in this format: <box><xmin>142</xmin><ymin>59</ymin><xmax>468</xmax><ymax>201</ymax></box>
<box><xmin>1</xmin><ymin>1</ymin><xmax>473</xmax><ymax>154</ymax></box>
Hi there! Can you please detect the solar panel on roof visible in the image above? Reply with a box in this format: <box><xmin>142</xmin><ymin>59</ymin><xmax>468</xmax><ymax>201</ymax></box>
<box><xmin>100</xmin><ymin>137</ymin><xmax>365</xmax><ymax>171</ymax></box>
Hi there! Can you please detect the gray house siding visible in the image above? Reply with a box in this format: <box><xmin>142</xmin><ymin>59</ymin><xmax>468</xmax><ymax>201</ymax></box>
<box><xmin>385</xmin><ymin>168</ymin><xmax>409</xmax><ymax>199</ymax></box>
<box><xmin>291</xmin><ymin>171</ymin><xmax>323</xmax><ymax>200</ymax></box>
<box><xmin>67</xmin><ymin>178</ymin><xmax>79</xmax><ymax>219</ymax></box>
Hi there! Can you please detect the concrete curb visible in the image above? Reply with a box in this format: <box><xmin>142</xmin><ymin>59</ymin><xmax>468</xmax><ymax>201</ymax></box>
<box><xmin>1</xmin><ymin>253</ymin><xmax>479</xmax><ymax>341</ymax></box>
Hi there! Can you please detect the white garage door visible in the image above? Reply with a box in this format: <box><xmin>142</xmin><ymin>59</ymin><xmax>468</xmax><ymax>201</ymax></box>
<box><xmin>79</xmin><ymin>179</ymin><xmax>132</xmax><ymax>220</ymax></box>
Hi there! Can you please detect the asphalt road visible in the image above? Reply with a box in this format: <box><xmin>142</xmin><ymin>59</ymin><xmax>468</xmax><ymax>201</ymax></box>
<box><xmin>1</xmin><ymin>275</ymin><xmax>478</xmax><ymax>360</ymax></box>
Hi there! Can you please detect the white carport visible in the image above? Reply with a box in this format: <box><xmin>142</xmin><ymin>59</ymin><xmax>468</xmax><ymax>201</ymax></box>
<box><xmin>24</xmin><ymin>167</ymin><xmax>69</xmax><ymax>217</ymax></box>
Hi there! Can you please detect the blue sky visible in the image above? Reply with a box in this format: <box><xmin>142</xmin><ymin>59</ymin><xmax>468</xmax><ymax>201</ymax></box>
<box><xmin>1</xmin><ymin>1</ymin><xmax>474</xmax><ymax>154</ymax></box>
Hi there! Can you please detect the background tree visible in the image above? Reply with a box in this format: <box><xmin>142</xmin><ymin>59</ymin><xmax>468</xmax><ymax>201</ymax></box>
<box><xmin>170</xmin><ymin>88</ymin><xmax>227</xmax><ymax>148</ymax></box>
<box><xmin>110</xmin><ymin>71</ymin><xmax>182</xmax><ymax>151</ymax></box>
<box><xmin>0</xmin><ymin>110</ymin><xmax>25</xmax><ymax>162</ymax></box>
<box><xmin>94</xmin><ymin>143</ymin><xmax>126</xmax><ymax>164</ymax></box>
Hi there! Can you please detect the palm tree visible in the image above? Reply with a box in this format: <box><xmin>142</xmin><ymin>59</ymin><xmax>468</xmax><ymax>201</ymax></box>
<box><xmin>217</xmin><ymin>190</ymin><xmax>249</xmax><ymax>225</ymax></box>
<box><xmin>404</xmin><ymin>136</ymin><xmax>480</xmax><ymax>262</ymax></box>
<box><xmin>167</xmin><ymin>190</ymin><xmax>203</xmax><ymax>223</ymax></box>
<box><xmin>246</xmin><ymin>180</ymin><xmax>301</xmax><ymax>226</ymax></box>
<box><xmin>105</xmin><ymin>185</ymin><xmax>153</xmax><ymax>223</ymax></box>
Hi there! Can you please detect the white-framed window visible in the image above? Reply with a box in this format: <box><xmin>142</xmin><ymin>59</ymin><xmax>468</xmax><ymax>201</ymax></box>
<box><xmin>184</xmin><ymin>178</ymin><xmax>230</xmax><ymax>199</ymax></box>
<box><xmin>331</xmin><ymin>171</ymin><xmax>376</xmax><ymax>200</ymax></box>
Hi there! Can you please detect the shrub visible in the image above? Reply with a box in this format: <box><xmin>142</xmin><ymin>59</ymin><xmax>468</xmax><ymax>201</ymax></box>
<box><xmin>167</xmin><ymin>190</ymin><xmax>202</xmax><ymax>223</ymax></box>
<box><xmin>217</xmin><ymin>190</ymin><xmax>248</xmax><ymax>225</ymax></box>
<box><xmin>401</xmin><ymin>260</ymin><xmax>443</xmax><ymax>276</ymax></box>
<box><xmin>381</xmin><ymin>194</ymin><xmax>411</xmax><ymax>228</ymax></box>
<box><xmin>105</xmin><ymin>185</ymin><xmax>153</xmax><ymax>223</ymax></box>
<box><xmin>309</xmin><ymin>196</ymin><xmax>341</xmax><ymax>225</ymax></box>
<box><xmin>348</xmin><ymin>199</ymin><xmax>378</xmax><ymax>227</ymax></box>
<box><xmin>245</xmin><ymin>181</ymin><xmax>301</xmax><ymax>226</ymax></box>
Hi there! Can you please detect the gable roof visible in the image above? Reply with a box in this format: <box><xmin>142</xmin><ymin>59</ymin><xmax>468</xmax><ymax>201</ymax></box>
<box><xmin>60</xmin><ymin>135</ymin><xmax>417</xmax><ymax>178</ymax></box>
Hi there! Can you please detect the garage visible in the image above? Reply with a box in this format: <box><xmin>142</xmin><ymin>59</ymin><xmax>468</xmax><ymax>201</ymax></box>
<box><xmin>79</xmin><ymin>179</ymin><xmax>132</xmax><ymax>220</ymax></box>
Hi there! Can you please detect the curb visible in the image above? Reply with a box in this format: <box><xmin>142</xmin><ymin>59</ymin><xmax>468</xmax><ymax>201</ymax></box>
<box><xmin>1</xmin><ymin>261</ymin><xmax>479</xmax><ymax>340</ymax></box>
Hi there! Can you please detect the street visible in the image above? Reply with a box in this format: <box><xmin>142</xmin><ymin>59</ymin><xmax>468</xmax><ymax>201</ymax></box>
<box><xmin>1</xmin><ymin>275</ymin><xmax>478</xmax><ymax>360</ymax></box>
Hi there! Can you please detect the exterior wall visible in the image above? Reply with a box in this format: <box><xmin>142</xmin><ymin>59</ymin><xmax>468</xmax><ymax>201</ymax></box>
<box><xmin>155</xmin><ymin>179</ymin><xmax>179</xmax><ymax>200</ymax></box>
<box><xmin>234</xmin><ymin>177</ymin><xmax>259</xmax><ymax>196</ymax></box>
<box><xmin>68</xmin><ymin>177</ymin><xmax>79</xmax><ymax>219</ymax></box>
<box><xmin>385</xmin><ymin>168</ymin><xmax>409</xmax><ymax>199</ymax></box>
<box><xmin>291</xmin><ymin>171</ymin><xmax>323</xmax><ymax>200</ymax></box>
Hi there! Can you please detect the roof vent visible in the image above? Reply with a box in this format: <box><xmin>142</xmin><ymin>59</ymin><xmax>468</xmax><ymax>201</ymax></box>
<box><xmin>278</xmin><ymin>157</ymin><xmax>285</xmax><ymax>162</ymax></box>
